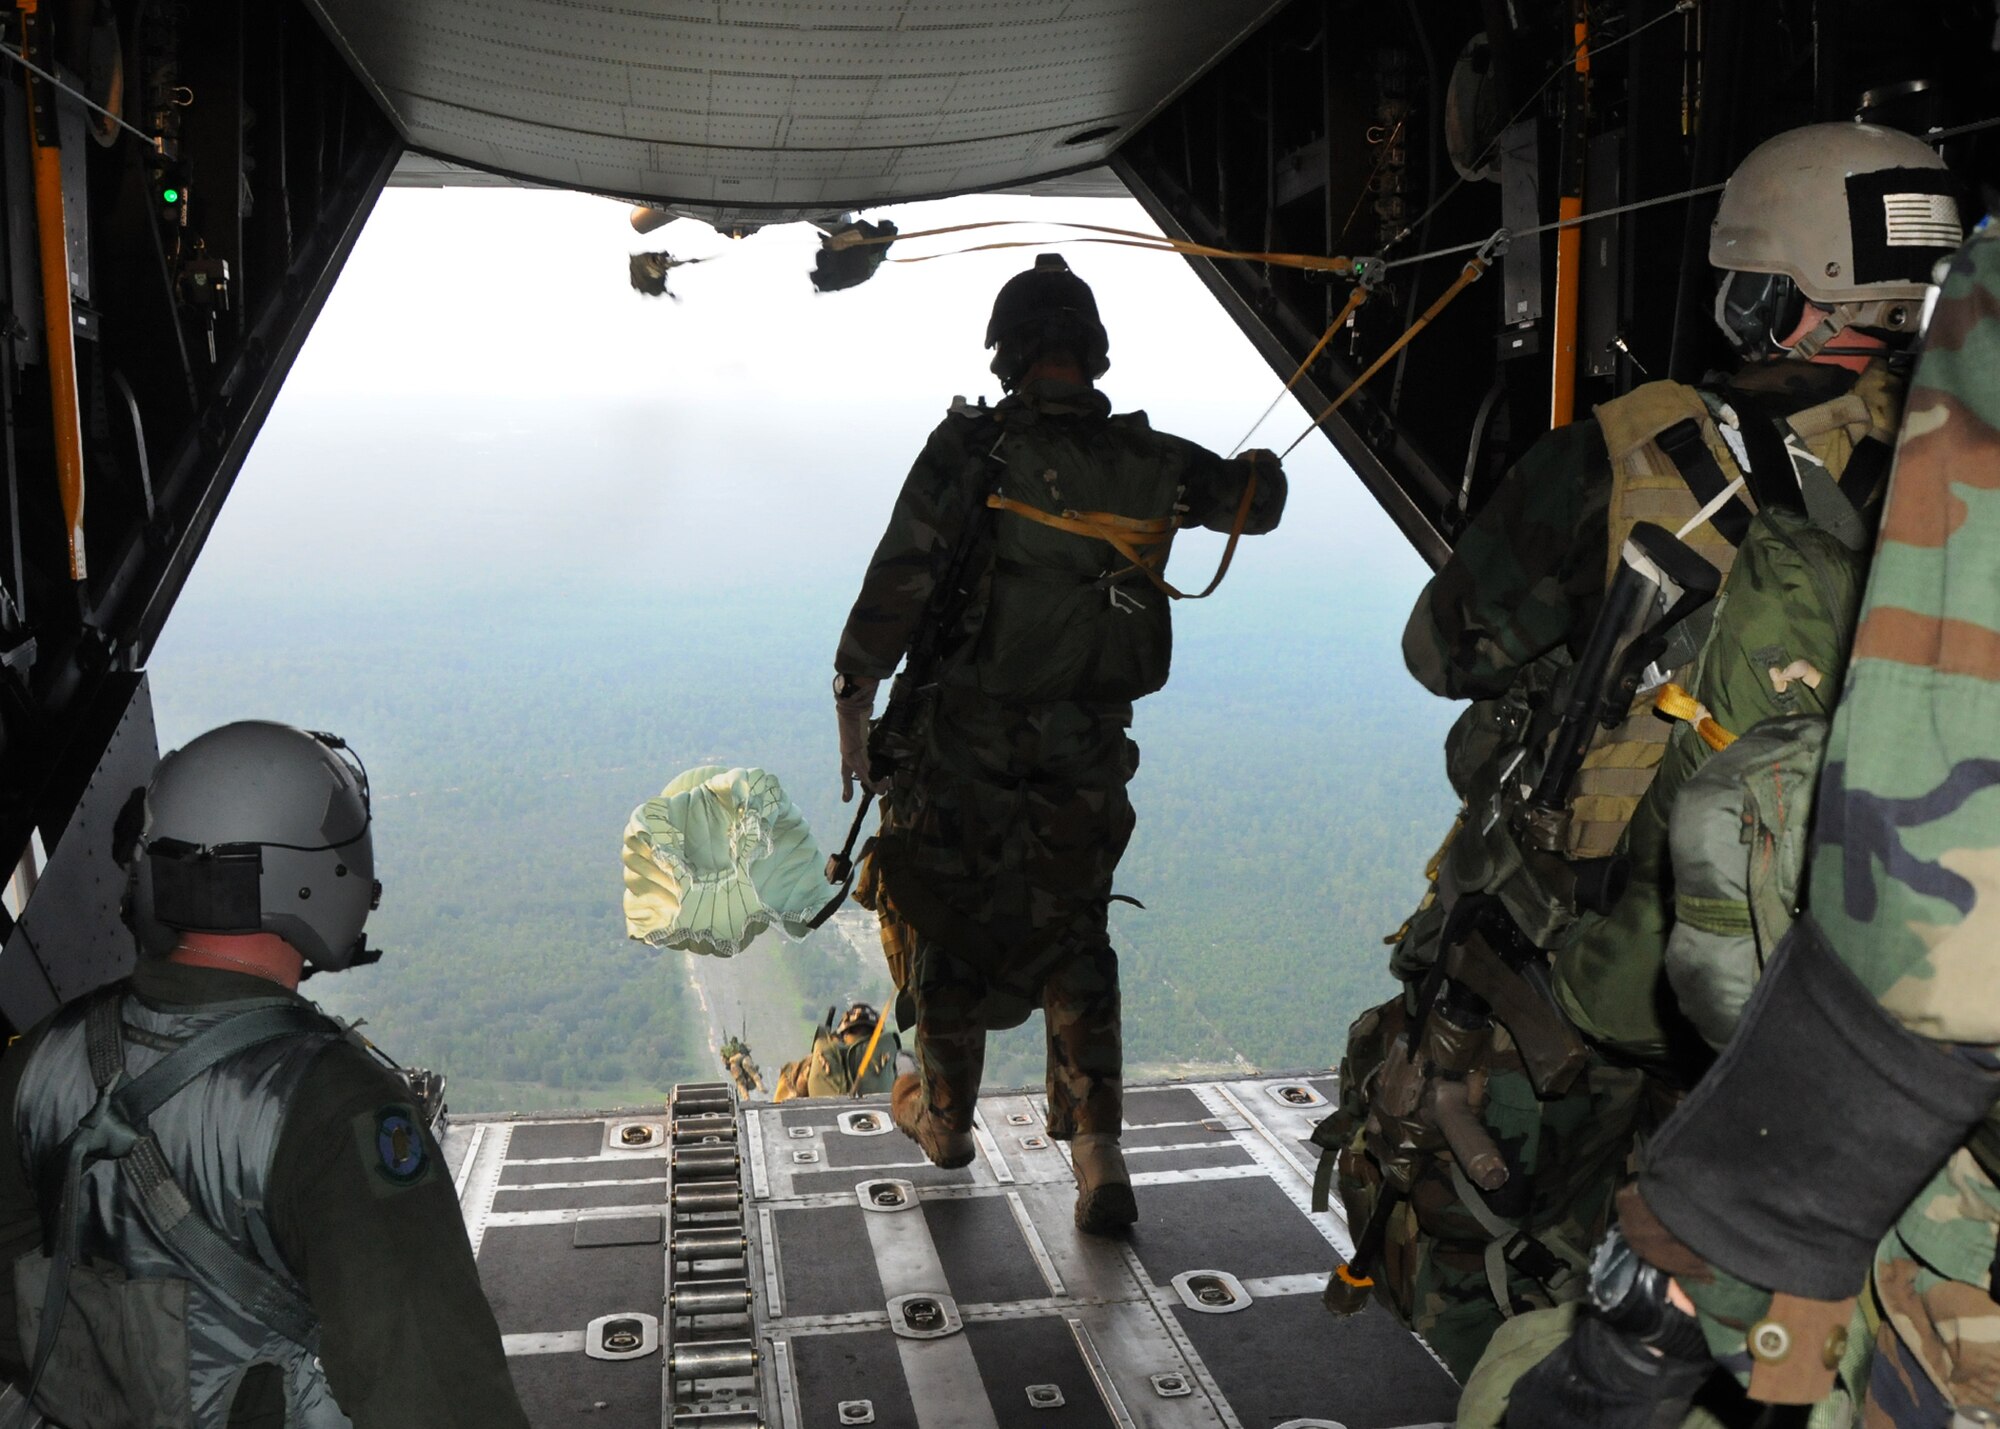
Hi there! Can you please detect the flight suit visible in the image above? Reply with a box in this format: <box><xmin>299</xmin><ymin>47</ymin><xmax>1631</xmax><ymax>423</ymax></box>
<box><xmin>838</xmin><ymin>377</ymin><xmax>1284</xmax><ymax>1139</ymax></box>
<box><xmin>1336</xmin><ymin>356</ymin><xmax>1900</xmax><ymax>1379</ymax></box>
<box><xmin>0</xmin><ymin>958</ymin><xmax>529</xmax><ymax>1428</ymax></box>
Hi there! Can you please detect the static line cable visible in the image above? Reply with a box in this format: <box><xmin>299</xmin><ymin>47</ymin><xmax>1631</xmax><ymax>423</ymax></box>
<box><xmin>1229</xmin><ymin>280</ymin><xmax>1372</xmax><ymax>456</ymax></box>
<box><xmin>1383</xmin><ymin>180</ymin><xmax>1728</xmax><ymax>270</ymax></box>
<box><xmin>0</xmin><ymin>43</ymin><xmax>159</xmax><ymax>151</ymax></box>
<box><xmin>1279</xmin><ymin>238</ymin><xmax>1502</xmax><ymax>460</ymax></box>
<box><xmin>1384</xmin><ymin>0</ymin><xmax>1697</xmax><ymax>257</ymax></box>
<box><xmin>1923</xmin><ymin>114</ymin><xmax>2000</xmax><ymax>143</ymax></box>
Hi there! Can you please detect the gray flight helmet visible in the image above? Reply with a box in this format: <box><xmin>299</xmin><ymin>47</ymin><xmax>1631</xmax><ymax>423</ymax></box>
<box><xmin>126</xmin><ymin>721</ymin><xmax>381</xmax><ymax>971</ymax></box>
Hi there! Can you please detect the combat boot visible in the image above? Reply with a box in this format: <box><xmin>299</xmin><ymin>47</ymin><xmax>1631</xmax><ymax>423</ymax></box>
<box><xmin>889</xmin><ymin>1074</ymin><xmax>974</xmax><ymax>1169</ymax></box>
<box><xmin>1071</xmin><ymin>1133</ymin><xmax>1137</xmax><ymax>1235</ymax></box>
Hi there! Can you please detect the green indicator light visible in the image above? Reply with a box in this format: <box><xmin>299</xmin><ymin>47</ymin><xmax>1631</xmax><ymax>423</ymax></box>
<box><xmin>161</xmin><ymin>187</ymin><xmax>179</xmax><ymax>204</ymax></box>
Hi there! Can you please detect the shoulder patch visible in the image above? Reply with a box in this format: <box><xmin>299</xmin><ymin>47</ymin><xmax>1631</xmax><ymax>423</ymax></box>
<box><xmin>357</xmin><ymin>1102</ymin><xmax>431</xmax><ymax>1189</ymax></box>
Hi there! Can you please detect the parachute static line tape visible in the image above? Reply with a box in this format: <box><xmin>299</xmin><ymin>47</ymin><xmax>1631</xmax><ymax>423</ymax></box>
<box><xmin>1230</xmin><ymin>283</ymin><xmax>1371</xmax><ymax>456</ymax></box>
<box><xmin>827</xmin><ymin>216</ymin><xmax>1369</xmax><ymax>276</ymax></box>
<box><xmin>1278</xmin><ymin>250</ymin><xmax>1497</xmax><ymax>460</ymax></box>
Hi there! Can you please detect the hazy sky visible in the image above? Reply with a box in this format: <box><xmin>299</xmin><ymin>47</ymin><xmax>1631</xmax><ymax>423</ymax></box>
<box><xmin>162</xmin><ymin>186</ymin><xmax>1430</xmax><ymax>618</ymax></box>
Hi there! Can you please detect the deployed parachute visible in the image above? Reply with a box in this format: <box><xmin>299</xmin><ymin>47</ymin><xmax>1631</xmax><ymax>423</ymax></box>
<box><xmin>622</xmin><ymin>766</ymin><xmax>836</xmax><ymax>956</ymax></box>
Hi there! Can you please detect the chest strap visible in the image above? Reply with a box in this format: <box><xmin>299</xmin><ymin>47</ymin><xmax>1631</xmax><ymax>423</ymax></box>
<box><xmin>20</xmin><ymin>994</ymin><xmax>328</xmax><ymax>1423</ymax></box>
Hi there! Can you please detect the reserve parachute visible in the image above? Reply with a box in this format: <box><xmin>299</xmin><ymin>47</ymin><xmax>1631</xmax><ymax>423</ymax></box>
<box><xmin>622</xmin><ymin>766</ymin><xmax>837</xmax><ymax>956</ymax></box>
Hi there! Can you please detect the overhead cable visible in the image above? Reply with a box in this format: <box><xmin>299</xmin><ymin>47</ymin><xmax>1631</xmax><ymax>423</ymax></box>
<box><xmin>0</xmin><ymin>44</ymin><xmax>159</xmax><ymax>151</ymax></box>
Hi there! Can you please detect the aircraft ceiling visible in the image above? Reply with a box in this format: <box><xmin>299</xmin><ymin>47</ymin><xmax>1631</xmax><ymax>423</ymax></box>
<box><xmin>304</xmin><ymin>0</ymin><xmax>1286</xmax><ymax>209</ymax></box>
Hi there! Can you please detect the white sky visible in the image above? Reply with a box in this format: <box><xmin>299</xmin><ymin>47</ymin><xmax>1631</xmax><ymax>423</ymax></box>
<box><xmin>166</xmin><ymin>186</ymin><xmax>1430</xmax><ymax>611</ymax></box>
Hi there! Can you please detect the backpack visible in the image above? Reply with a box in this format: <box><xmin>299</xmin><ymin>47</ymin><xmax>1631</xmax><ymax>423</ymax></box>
<box><xmin>968</xmin><ymin>412</ymin><xmax>1187</xmax><ymax>704</ymax></box>
<box><xmin>1661</xmin><ymin>713</ymin><xmax>1829</xmax><ymax>1051</ymax></box>
<box><xmin>1555</xmin><ymin>501</ymin><xmax>1871</xmax><ymax>1058</ymax></box>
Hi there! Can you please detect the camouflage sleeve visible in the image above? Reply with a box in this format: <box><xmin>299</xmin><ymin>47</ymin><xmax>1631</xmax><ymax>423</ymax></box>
<box><xmin>1402</xmin><ymin>420</ymin><xmax>1611</xmax><ymax>700</ymax></box>
<box><xmin>1171</xmin><ymin>435</ymin><xmax>1288</xmax><ymax>535</ymax></box>
<box><xmin>1808</xmin><ymin>225</ymin><xmax>2000</xmax><ymax>1046</ymax></box>
<box><xmin>834</xmin><ymin>415</ymin><xmax>982</xmax><ymax>681</ymax></box>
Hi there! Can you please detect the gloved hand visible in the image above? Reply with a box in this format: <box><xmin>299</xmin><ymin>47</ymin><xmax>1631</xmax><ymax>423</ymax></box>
<box><xmin>835</xmin><ymin>676</ymin><xmax>881</xmax><ymax>803</ymax></box>
<box><xmin>1504</xmin><ymin>1312</ymin><xmax>1711</xmax><ymax>1429</ymax></box>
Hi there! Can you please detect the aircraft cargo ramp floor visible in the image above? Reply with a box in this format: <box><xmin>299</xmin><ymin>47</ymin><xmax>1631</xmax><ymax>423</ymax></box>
<box><xmin>442</xmin><ymin>1076</ymin><xmax>1460</xmax><ymax>1428</ymax></box>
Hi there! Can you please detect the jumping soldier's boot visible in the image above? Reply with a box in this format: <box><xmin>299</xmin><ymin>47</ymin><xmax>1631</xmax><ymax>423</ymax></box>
<box><xmin>889</xmin><ymin>1073</ymin><xmax>975</xmax><ymax>1169</ymax></box>
<box><xmin>1071</xmin><ymin>1133</ymin><xmax>1137</xmax><ymax>1235</ymax></box>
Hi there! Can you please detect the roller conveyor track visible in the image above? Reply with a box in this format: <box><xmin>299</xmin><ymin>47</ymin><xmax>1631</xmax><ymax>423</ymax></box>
<box><xmin>444</xmin><ymin>1076</ymin><xmax>1461</xmax><ymax>1428</ymax></box>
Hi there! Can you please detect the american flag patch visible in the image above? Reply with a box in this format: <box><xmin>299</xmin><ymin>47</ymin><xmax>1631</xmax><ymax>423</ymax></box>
<box><xmin>1883</xmin><ymin>192</ymin><xmax>1961</xmax><ymax>247</ymax></box>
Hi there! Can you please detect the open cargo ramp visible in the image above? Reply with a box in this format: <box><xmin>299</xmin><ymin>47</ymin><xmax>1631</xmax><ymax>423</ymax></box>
<box><xmin>444</xmin><ymin>1075</ymin><xmax>1459</xmax><ymax>1428</ymax></box>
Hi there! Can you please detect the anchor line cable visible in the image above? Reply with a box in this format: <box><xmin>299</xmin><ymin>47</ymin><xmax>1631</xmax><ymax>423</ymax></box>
<box><xmin>1383</xmin><ymin>179</ymin><xmax>1728</xmax><ymax>270</ymax></box>
<box><xmin>0</xmin><ymin>43</ymin><xmax>159</xmax><ymax>150</ymax></box>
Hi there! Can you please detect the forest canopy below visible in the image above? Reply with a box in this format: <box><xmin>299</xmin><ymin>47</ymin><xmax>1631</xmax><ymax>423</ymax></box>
<box><xmin>149</xmin><ymin>395</ymin><xmax>1458</xmax><ymax>1113</ymax></box>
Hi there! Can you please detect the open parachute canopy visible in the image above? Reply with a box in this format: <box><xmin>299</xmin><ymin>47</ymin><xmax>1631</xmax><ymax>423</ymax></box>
<box><xmin>622</xmin><ymin>766</ymin><xmax>836</xmax><ymax>957</ymax></box>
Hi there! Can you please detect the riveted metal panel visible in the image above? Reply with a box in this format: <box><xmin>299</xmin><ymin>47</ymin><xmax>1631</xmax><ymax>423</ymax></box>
<box><xmin>305</xmin><ymin>0</ymin><xmax>1287</xmax><ymax>208</ymax></box>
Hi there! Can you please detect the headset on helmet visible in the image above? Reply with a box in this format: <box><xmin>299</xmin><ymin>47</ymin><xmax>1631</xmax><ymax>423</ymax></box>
<box><xmin>123</xmin><ymin>721</ymin><xmax>382</xmax><ymax>972</ymax></box>
<box><xmin>1709</xmin><ymin>122</ymin><xmax>1963</xmax><ymax>358</ymax></box>
<box><xmin>985</xmin><ymin>253</ymin><xmax>1110</xmax><ymax>389</ymax></box>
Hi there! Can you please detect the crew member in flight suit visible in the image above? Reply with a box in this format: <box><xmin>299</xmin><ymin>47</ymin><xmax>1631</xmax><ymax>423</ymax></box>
<box><xmin>833</xmin><ymin>254</ymin><xmax>1286</xmax><ymax>1233</ymax></box>
<box><xmin>0</xmin><ymin>721</ymin><xmax>529</xmax><ymax>1428</ymax></box>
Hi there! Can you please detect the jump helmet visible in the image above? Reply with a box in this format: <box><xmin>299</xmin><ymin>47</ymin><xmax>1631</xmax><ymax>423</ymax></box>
<box><xmin>985</xmin><ymin>253</ymin><xmax>1110</xmax><ymax>387</ymax></box>
<box><xmin>1710</xmin><ymin>122</ymin><xmax>1962</xmax><ymax>357</ymax></box>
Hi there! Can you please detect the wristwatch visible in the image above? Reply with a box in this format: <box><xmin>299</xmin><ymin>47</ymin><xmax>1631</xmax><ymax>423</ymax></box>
<box><xmin>1587</xmin><ymin>1227</ymin><xmax>1711</xmax><ymax>1361</ymax></box>
<box><xmin>832</xmin><ymin>672</ymin><xmax>866</xmax><ymax>703</ymax></box>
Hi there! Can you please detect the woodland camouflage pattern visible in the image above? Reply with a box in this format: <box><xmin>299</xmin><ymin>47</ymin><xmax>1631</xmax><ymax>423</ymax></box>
<box><xmin>1676</xmin><ymin>223</ymin><xmax>2000</xmax><ymax>1426</ymax></box>
<box><xmin>1357</xmin><ymin>354</ymin><xmax>1900</xmax><ymax>1389</ymax></box>
<box><xmin>842</xmin><ymin>379</ymin><xmax>1282</xmax><ymax>1138</ymax></box>
<box><xmin>1321</xmin><ymin>995</ymin><xmax>1642</xmax><ymax>1379</ymax></box>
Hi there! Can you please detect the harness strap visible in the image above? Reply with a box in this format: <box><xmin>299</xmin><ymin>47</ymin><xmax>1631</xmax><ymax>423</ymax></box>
<box><xmin>984</xmin><ymin>463</ymin><xmax>1261</xmax><ymax>603</ymax></box>
<box><xmin>1837</xmin><ymin>433</ymin><xmax>1895</xmax><ymax>507</ymax></box>
<box><xmin>1654</xmin><ymin>682</ymin><xmax>1737</xmax><ymax>752</ymax></box>
<box><xmin>1654</xmin><ymin>419</ymin><xmax>1752</xmax><ymax>546</ymax></box>
<box><xmin>21</xmin><ymin>993</ymin><xmax>330</xmax><ymax>1419</ymax></box>
<box><xmin>125</xmin><ymin>1136</ymin><xmax>319</xmax><ymax>1349</ymax></box>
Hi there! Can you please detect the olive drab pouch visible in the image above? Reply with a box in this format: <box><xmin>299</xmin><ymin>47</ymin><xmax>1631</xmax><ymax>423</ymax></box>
<box><xmin>13</xmin><ymin>1251</ymin><xmax>194</xmax><ymax>1429</ymax></box>
<box><xmin>1663</xmin><ymin>714</ymin><xmax>1828</xmax><ymax>1051</ymax></box>
<box><xmin>970</xmin><ymin>416</ymin><xmax>1184</xmax><ymax>704</ymax></box>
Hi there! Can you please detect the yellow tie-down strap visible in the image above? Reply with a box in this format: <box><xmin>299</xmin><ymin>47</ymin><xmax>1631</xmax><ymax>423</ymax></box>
<box><xmin>985</xmin><ymin>465</ymin><xmax>1260</xmax><ymax>602</ymax></box>
<box><xmin>1655</xmin><ymin>683</ymin><xmax>1736</xmax><ymax>752</ymax></box>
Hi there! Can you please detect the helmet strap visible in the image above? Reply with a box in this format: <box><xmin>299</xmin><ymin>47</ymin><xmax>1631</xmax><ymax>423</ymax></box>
<box><xmin>1785</xmin><ymin>306</ymin><xmax>1853</xmax><ymax>361</ymax></box>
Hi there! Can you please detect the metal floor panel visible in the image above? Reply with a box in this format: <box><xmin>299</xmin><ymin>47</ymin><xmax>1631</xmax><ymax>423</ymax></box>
<box><xmin>446</xmin><ymin>1080</ymin><xmax>1460</xmax><ymax>1429</ymax></box>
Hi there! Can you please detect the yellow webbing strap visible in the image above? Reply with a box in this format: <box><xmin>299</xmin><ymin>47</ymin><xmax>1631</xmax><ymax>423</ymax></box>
<box><xmin>825</xmin><ymin>217</ymin><xmax>1367</xmax><ymax>277</ymax></box>
<box><xmin>1231</xmin><ymin>283</ymin><xmax>1372</xmax><ymax>456</ymax></box>
<box><xmin>1281</xmin><ymin>255</ymin><xmax>1493</xmax><ymax>460</ymax></box>
<box><xmin>1655</xmin><ymin>683</ymin><xmax>1736</xmax><ymax>752</ymax></box>
<box><xmin>850</xmin><ymin>1013</ymin><xmax>890</xmax><ymax>1100</ymax></box>
<box><xmin>985</xmin><ymin>465</ymin><xmax>1260</xmax><ymax>602</ymax></box>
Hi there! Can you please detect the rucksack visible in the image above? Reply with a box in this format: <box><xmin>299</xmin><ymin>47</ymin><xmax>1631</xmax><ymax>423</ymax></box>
<box><xmin>1662</xmin><ymin>713</ymin><xmax>1829</xmax><ymax>1051</ymax></box>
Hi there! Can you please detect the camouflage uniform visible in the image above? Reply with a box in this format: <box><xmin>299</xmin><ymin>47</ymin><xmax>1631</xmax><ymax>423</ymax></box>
<box><xmin>1653</xmin><ymin>222</ymin><xmax>2000</xmax><ymax>1427</ymax></box>
<box><xmin>720</xmin><ymin>1037</ymin><xmax>764</xmax><ymax>1097</ymax></box>
<box><xmin>839</xmin><ymin>378</ymin><xmax>1283</xmax><ymax>1137</ymax></box>
<box><xmin>1338</xmin><ymin>356</ymin><xmax>1895</xmax><ymax>1379</ymax></box>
